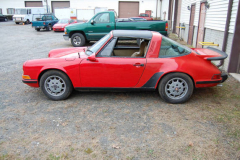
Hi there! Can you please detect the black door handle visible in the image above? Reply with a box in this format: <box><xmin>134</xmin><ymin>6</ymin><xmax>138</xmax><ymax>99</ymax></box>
<box><xmin>106</xmin><ymin>25</ymin><xmax>111</xmax><ymax>28</ymax></box>
<box><xmin>133</xmin><ymin>63</ymin><xmax>144</xmax><ymax>67</ymax></box>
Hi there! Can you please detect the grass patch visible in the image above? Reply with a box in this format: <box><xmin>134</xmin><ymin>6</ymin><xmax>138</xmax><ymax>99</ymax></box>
<box><xmin>47</xmin><ymin>154</ymin><xmax>60</xmax><ymax>160</ymax></box>
<box><xmin>84</xmin><ymin>148</ymin><xmax>93</xmax><ymax>154</ymax></box>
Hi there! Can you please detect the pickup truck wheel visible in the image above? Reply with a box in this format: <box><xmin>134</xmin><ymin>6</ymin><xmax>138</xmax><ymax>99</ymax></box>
<box><xmin>71</xmin><ymin>33</ymin><xmax>85</xmax><ymax>47</ymax></box>
<box><xmin>158</xmin><ymin>73</ymin><xmax>193</xmax><ymax>104</ymax></box>
<box><xmin>40</xmin><ymin>70</ymin><xmax>73</xmax><ymax>100</ymax></box>
<box><xmin>36</xmin><ymin>28</ymin><xmax>40</xmax><ymax>31</ymax></box>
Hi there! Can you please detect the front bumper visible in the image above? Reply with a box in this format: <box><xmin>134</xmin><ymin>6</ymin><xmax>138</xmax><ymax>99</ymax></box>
<box><xmin>63</xmin><ymin>34</ymin><xmax>69</xmax><ymax>41</ymax></box>
<box><xmin>53</xmin><ymin>28</ymin><xmax>64</xmax><ymax>31</ymax></box>
<box><xmin>22</xmin><ymin>79</ymin><xmax>39</xmax><ymax>88</ymax></box>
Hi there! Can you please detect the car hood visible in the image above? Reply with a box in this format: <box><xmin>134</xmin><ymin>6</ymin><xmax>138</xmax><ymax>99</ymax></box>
<box><xmin>65</xmin><ymin>22</ymin><xmax>86</xmax><ymax>32</ymax></box>
<box><xmin>53</xmin><ymin>23</ymin><xmax>68</xmax><ymax>27</ymax></box>
<box><xmin>48</xmin><ymin>47</ymin><xmax>88</xmax><ymax>58</ymax></box>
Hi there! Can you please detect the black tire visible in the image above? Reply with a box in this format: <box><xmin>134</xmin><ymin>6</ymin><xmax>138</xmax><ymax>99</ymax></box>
<box><xmin>40</xmin><ymin>70</ymin><xmax>73</xmax><ymax>100</ymax></box>
<box><xmin>36</xmin><ymin>28</ymin><xmax>40</xmax><ymax>31</ymax></box>
<box><xmin>26</xmin><ymin>19</ymin><xmax>30</xmax><ymax>24</ymax></box>
<box><xmin>5</xmin><ymin>18</ymin><xmax>8</xmax><ymax>22</ymax></box>
<box><xmin>158</xmin><ymin>73</ymin><xmax>194</xmax><ymax>104</ymax></box>
<box><xmin>15</xmin><ymin>22</ymin><xmax>19</xmax><ymax>24</ymax></box>
<box><xmin>71</xmin><ymin>33</ymin><xmax>86</xmax><ymax>47</ymax></box>
<box><xmin>46</xmin><ymin>25</ymin><xmax>52</xmax><ymax>31</ymax></box>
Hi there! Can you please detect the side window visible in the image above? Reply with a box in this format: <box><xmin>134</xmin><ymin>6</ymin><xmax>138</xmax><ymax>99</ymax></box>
<box><xmin>70</xmin><ymin>19</ymin><xmax>74</xmax><ymax>23</ymax></box>
<box><xmin>46</xmin><ymin>16</ymin><xmax>53</xmax><ymax>20</ymax></box>
<box><xmin>7</xmin><ymin>8</ymin><xmax>15</xmax><ymax>14</ymax></box>
<box><xmin>94</xmin><ymin>13</ymin><xmax>110</xmax><ymax>23</ymax></box>
<box><xmin>159</xmin><ymin>36</ymin><xmax>191</xmax><ymax>57</ymax></box>
<box><xmin>97</xmin><ymin>38</ymin><xmax>117</xmax><ymax>57</ymax></box>
<box><xmin>27</xmin><ymin>9</ymin><xmax>31</xmax><ymax>14</ymax></box>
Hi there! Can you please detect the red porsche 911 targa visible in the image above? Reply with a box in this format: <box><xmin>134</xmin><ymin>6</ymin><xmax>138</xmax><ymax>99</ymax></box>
<box><xmin>22</xmin><ymin>30</ymin><xmax>228</xmax><ymax>104</ymax></box>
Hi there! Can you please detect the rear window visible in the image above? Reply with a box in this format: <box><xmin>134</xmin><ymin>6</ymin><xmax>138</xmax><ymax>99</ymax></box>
<box><xmin>159</xmin><ymin>36</ymin><xmax>191</xmax><ymax>58</ymax></box>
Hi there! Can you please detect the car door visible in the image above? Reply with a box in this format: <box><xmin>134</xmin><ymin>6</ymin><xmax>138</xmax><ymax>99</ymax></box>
<box><xmin>85</xmin><ymin>12</ymin><xmax>115</xmax><ymax>41</ymax></box>
<box><xmin>79</xmin><ymin>38</ymin><xmax>146</xmax><ymax>88</ymax></box>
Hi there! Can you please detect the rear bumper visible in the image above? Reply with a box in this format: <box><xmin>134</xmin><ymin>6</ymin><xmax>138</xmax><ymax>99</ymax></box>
<box><xmin>221</xmin><ymin>73</ymin><xmax>228</xmax><ymax>83</ymax></box>
<box><xmin>63</xmin><ymin>34</ymin><xmax>69</xmax><ymax>41</ymax></box>
<box><xmin>195</xmin><ymin>73</ymin><xmax>228</xmax><ymax>88</ymax></box>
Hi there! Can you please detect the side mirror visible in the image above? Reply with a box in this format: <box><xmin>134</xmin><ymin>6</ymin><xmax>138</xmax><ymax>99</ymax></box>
<box><xmin>91</xmin><ymin>20</ymin><xmax>95</xmax><ymax>25</ymax></box>
<box><xmin>87</xmin><ymin>54</ymin><xmax>97</xmax><ymax>62</ymax></box>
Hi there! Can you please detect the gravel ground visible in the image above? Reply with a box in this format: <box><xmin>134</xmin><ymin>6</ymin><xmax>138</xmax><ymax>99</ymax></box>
<box><xmin>0</xmin><ymin>21</ymin><xmax>240</xmax><ymax>160</ymax></box>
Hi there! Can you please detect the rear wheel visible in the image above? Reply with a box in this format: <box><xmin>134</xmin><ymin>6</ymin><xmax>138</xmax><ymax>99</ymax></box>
<box><xmin>158</xmin><ymin>73</ymin><xmax>194</xmax><ymax>104</ymax></box>
<box><xmin>40</xmin><ymin>70</ymin><xmax>73</xmax><ymax>100</ymax></box>
<box><xmin>4</xmin><ymin>18</ymin><xmax>8</xmax><ymax>22</ymax></box>
<box><xmin>15</xmin><ymin>22</ymin><xmax>19</xmax><ymax>24</ymax></box>
<box><xmin>36</xmin><ymin>28</ymin><xmax>40</xmax><ymax>31</ymax></box>
<box><xmin>71</xmin><ymin>33</ymin><xmax>86</xmax><ymax>47</ymax></box>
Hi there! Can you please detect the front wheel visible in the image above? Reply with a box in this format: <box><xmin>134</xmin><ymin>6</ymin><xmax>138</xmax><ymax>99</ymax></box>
<box><xmin>40</xmin><ymin>70</ymin><xmax>73</xmax><ymax>100</ymax></box>
<box><xmin>158</xmin><ymin>73</ymin><xmax>194</xmax><ymax>104</ymax></box>
<box><xmin>71</xmin><ymin>33</ymin><xmax>86</xmax><ymax>47</ymax></box>
<box><xmin>5</xmin><ymin>18</ymin><xmax>8</xmax><ymax>22</ymax></box>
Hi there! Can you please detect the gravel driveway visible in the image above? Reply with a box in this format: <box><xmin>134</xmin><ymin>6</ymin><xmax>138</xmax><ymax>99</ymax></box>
<box><xmin>0</xmin><ymin>21</ymin><xmax>240</xmax><ymax>160</ymax></box>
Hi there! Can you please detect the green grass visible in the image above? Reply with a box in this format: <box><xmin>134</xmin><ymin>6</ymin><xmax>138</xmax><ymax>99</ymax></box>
<box><xmin>84</xmin><ymin>148</ymin><xmax>93</xmax><ymax>154</ymax></box>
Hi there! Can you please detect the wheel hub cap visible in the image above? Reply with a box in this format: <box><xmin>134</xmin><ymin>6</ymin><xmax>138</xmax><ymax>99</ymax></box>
<box><xmin>73</xmin><ymin>36</ymin><xmax>81</xmax><ymax>45</ymax></box>
<box><xmin>165</xmin><ymin>78</ymin><xmax>188</xmax><ymax>99</ymax></box>
<box><xmin>44</xmin><ymin>76</ymin><xmax>66</xmax><ymax>96</ymax></box>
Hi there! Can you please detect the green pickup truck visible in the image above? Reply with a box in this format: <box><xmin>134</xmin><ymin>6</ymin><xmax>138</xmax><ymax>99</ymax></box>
<box><xmin>63</xmin><ymin>11</ymin><xmax>168</xmax><ymax>47</ymax></box>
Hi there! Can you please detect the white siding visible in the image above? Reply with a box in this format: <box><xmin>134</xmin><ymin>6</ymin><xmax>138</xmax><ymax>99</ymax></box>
<box><xmin>205</xmin><ymin>0</ymin><xmax>229</xmax><ymax>31</ymax></box>
<box><xmin>229</xmin><ymin>0</ymin><xmax>239</xmax><ymax>33</ymax></box>
<box><xmin>193</xmin><ymin>1</ymin><xmax>200</xmax><ymax>26</ymax></box>
<box><xmin>161</xmin><ymin>0</ymin><xmax>169</xmax><ymax>20</ymax></box>
<box><xmin>180</xmin><ymin>0</ymin><xmax>191</xmax><ymax>24</ymax></box>
<box><xmin>180</xmin><ymin>0</ymin><xmax>199</xmax><ymax>25</ymax></box>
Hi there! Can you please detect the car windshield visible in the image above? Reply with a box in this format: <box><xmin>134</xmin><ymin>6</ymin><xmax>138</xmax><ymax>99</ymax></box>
<box><xmin>58</xmin><ymin>19</ymin><xmax>69</xmax><ymax>24</ymax></box>
<box><xmin>15</xmin><ymin>9</ymin><xmax>27</xmax><ymax>14</ymax></box>
<box><xmin>140</xmin><ymin>14</ymin><xmax>148</xmax><ymax>17</ymax></box>
<box><xmin>86</xmin><ymin>33</ymin><xmax>111</xmax><ymax>56</ymax></box>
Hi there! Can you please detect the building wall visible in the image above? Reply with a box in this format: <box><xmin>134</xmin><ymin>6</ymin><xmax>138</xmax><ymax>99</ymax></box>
<box><xmin>224</xmin><ymin>33</ymin><xmax>234</xmax><ymax>71</ymax></box>
<box><xmin>192</xmin><ymin>25</ymin><xmax>198</xmax><ymax>48</ymax></box>
<box><xmin>0</xmin><ymin>0</ymin><xmax>160</xmax><ymax>18</ymax></box>
<box><xmin>161</xmin><ymin>0</ymin><xmax>169</xmax><ymax>20</ymax></box>
<box><xmin>0</xmin><ymin>0</ymin><xmax>43</xmax><ymax>15</ymax></box>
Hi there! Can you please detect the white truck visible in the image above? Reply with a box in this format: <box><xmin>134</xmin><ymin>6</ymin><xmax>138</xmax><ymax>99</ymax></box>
<box><xmin>13</xmin><ymin>7</ymin><xmax>45</xmax><ymax>24</ymax></box>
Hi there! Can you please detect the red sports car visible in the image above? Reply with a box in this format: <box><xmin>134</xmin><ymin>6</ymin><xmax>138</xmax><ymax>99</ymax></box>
<box><xmin>52</xmin><ymin>19</ymin><xmax>77</xmax><ymax>32</ymax></box>
<box><xmin>22</xmin><ymin>30</ymin><xmax>228</xmax><ymax>104</ymax></box>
